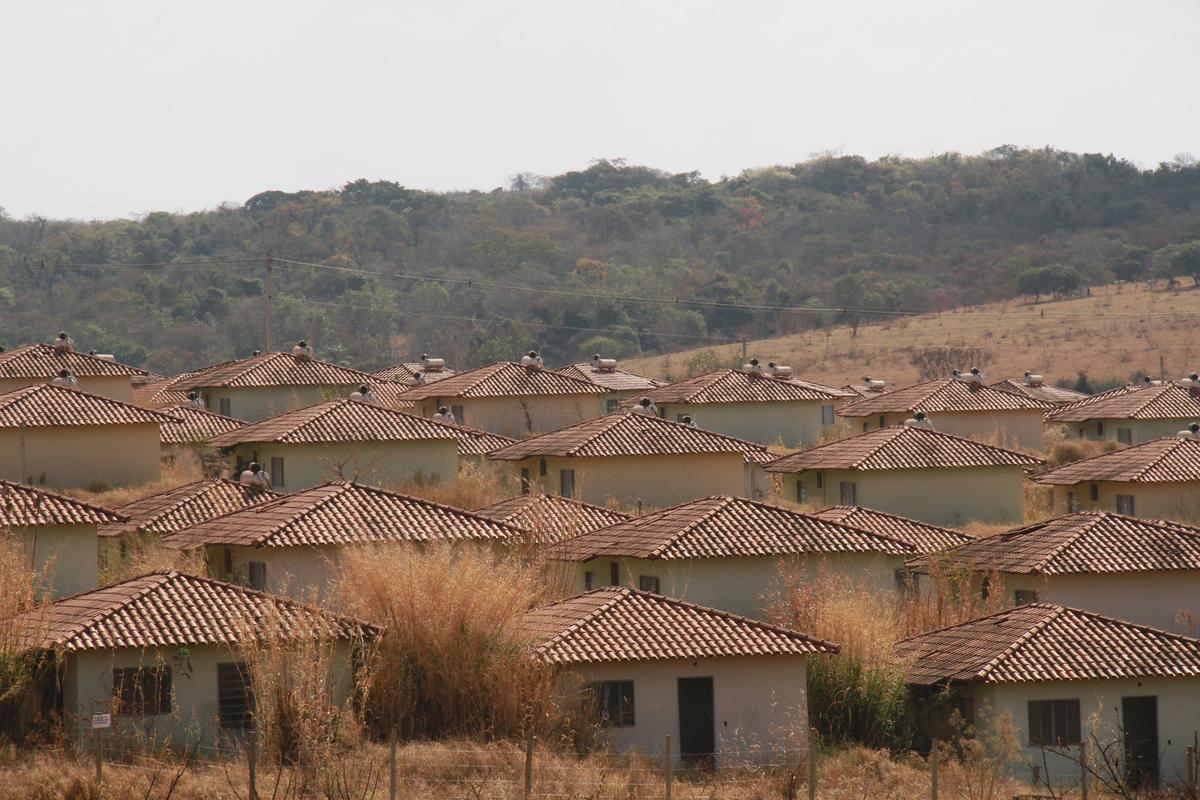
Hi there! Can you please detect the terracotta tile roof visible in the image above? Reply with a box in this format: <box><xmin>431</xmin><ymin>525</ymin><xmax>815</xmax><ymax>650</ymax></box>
<box><xmin>808</xmin><ymin>505</ymin><xmax>971</xmax><ymax>554</ymax></box>
<box><xmin>207</xmin><ymin>399</ymin><xmax>459</xmax><ymax>447</ymax></box>
<box><xmin>159</xmin><ymin>404</ymin><xmax>248</xmax><ymax>444</ymax></box>
<box><xmin>838</xmin><ymin>379</ymin><xmax>1053</xmax><ymax>417</ymax></box>
<box><xmin>0</xmin><ymin>480</ymin><xmax>125</xmax><ymax>527</ymax></box>
<box><xmin>397</xmin><ymin>362</ymin><xmax>607</xmax><ymax>401</ymax></box>
<box><xmin>9</xmin><ymin>570</ymin><xmax>376</xmax><ymax>652</ymax></box>
<box><xmin>552</xmin><ymin>495</ymin><xmax>915</xmax><ymax>561</ymax></box>
<box><xmin>1034</xmin><ymin>436</ymin><xmax>1200</xmax><ymax>485</ymax></box>
<box><xmin>372</xmin><ymin>363</ymin><xmax>458</xmax><ymax>385</ymax></box>
<box><xmin>99</xmin><ymin>478</ymin><xmax>280</xmax><ymax>538</ymax></box>
<box><xmin>906</xmin><ymin>511</ymin><xmax>1200</xmax><ymax>575</ymax></box>
<box><xmin>131</xmin><ymin>375</ymin><xmax>192</xmax><ymax>408</ymax></box>
<box><xmin>0</xmin><ymin>344</ymin><xmax>148</xmax><ymax>379</ymax></box>
<box><xmin>554</xmin><ymin>364</ymin><xmax>666</xmax><ymax>392</ymax></box>
<box><xmin>894</xmin><ymin>603</ymin><xmax>1200</xmax><ymax>684</ymax></box>
<box><xmin>1046</xmin><ymin>383</ymin><xmax>1200</xmax><ymax>422</ymax></box>
<box><xmin>519</xmin><ymin>587</ymin><xmax>839</xmax><ymax>664</ymax></box>
<box><xmin>1041</xmin><ymin>384</ymin><xmax>1139</xmax><ymax>420</ymax></box>
<box><xmin>437</xmin><ymin>422</ymin><xmax>517</xmax><ymax>456</ymax></box>
<box><xmin>487</xmin><ymin>412</ymin><xmax>770</xmax><ymax>461</ymax></box>
<box><xmin>766</xmin><ymin>426</ymin><xmax>1043</xmax><ymax>473</ymax></box>
<box><xmin>160</xmin><ymin>481</ymin><xmax>521</xmax><ymax>549</ymax></box>
<box><xmin>0</xmin><ymin>384</ymin><xmax>181</xmax><ymax>428</ymax></box>
<box><xmin>173</xmin><ymin>352</ymin><xmax>375</xmax><ymax>390</ymax></box>
<box><xmin>636</xmin><ymin>369</ymin><xmax>853</xmax><ymax>405</ymax></box>
<box><xmin>989</xmin><ymin>379</ymin><xmax>1089</xmax><ymax>405</ymax></box>
<box><xmin>474</xmin><ymin>494</ymin><xmax>632</xmax><ymax>542</ymax></box>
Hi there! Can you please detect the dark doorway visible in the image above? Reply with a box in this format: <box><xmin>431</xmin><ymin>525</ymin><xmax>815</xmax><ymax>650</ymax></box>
<box><xmin>1122</xmin><ymin>696</ymin><xmax>1159</xmax><ymax>788</ymax></box>
<box><xmin>677</xmin><ymin>677</ymin><xmax>715</xmax><ymax>767</ymax></box>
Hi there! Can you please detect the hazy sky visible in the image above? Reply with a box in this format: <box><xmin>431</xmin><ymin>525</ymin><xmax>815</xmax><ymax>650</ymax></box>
<box><xmin>2</xmin><ymin>0</ymin><xmax>1197</xmax><ymax>220</ymax></box>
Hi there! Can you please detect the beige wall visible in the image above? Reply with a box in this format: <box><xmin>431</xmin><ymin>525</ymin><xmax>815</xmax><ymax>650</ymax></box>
<box><xmin>1050</xmin><ymin>482</ymin><xmax>1200</xmax><ymax>524</ymax></box>
<box><xmin>224</xmin><ymin>439</ymin><xmax>459</xmax><ymax>491</ymax></box>
<box><xmin>0</xmin><ymin>375</ymin><xmax>134</xmax><ymax>403</ymax></box>
<box><xmin>658</xmin><ymin>400</ymin><xmax>843</xmax><ymax>448</ymax></box>
<box><xmin>18</xmin><ymin>523</ymin><xmax>99</xmax><ymax>599</ymax></box>
<box><xmin>1056</xmin><ymin>418</ymin><xmax>1195</xmax><ymax>445</ymax></box>
<box><xmin>200</xmin><ymin>386</ymin><xmax>347</xmax><ymax>422</ymax></box>
<box><xmin>413</xmin><ymin>395</ymin><xmax>606</xmax><ymax>438</ymax></box>
<box><xmin>564</xmin><ymin>654</ymin><xmax>810</xmax><ymax>766</ymax></box>
<box><xmin>63</xmin><ymin>641</ymin><xmax>358</xmax><ymax>751</ymax></box>
<box><xmin>510</xmin><ymin>453</ymin><xmax>753</xmax><ymax>510</ymax></box>
<box><xmin>781</xmin><ymin>466</ymin><xmax>1026</xmax><ymax>527</ymax></box>
<box><xmin>0</xmin><ymin>424</ymin><xmax>161</xmax><ymax>489</ymax></box>
<box><xmin>569</xmin><ymin>552</ymin><xmax>905</xmax><ymax>619</ymax></box>
<box><xmin>851</xmin><ymin>410</ymin><xmax>1045</xmax><ymax>451</ymax></box>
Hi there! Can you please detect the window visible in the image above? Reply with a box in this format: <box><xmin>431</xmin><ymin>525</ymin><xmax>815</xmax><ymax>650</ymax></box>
<box><xmin>1028</xmin><ymin>699</ymin><xmax>1081</xmax><ymax>745</ymax></box>
<box><xmin>675</xmin><ymin>413</ymin><xmax>690</xmax><ymax>423</ymax></box>
<box><xmin>815</xmin><ymin>472</ymin><xmax>823</xmax><ymax>489</ymax></box>
<box><xmin>590</xmin><ymin>680</ymin><xmax>635</xmax><ymax>727</ymax></box>
<box><xmin>270</xmin><ymin>457</ymin><xmax>284</xmax><ymax>489</ymax></box>
<box><xmin>217</xmin><ymin>662</ymin><xmax>254</xmax><ymax>729</ymax></box>
<box><xmin>796</xmin><ymin>481</ymin><xmax>807</xmax><ymax>503</ymax></box>
<box><xmin>863</xmin><ymin>422</ymin><xmax>870</xmax><ymax>432</ymax></box>
<box><xmin>451</xmin><ymin>405</ymin><xmax>465</xmax><ymax>425</ymax></box>
<box><xmin>894</xmin><ymin>569</ymin><xmax>915</xmax><ymax>595</ymax></box>
<box><xmin>839</xmin><ymin>481</ymin><xmax>857</xmax><ymax>505</ymax></box>
<box><xmin>980</xmin><ymin>576</ymin><xmax>991</xmax><ymax>601</ymax></box>
<box><xmin>113</xmin><ymin>666</ymin><xmax>172</xmax><ymax>715</ymax></box>
<box><xmin>606</xmin><ymin>399</ymin><xmax>620</xmax><ymax>414</ymax></box>
<box><xmin>639</xmin><ymin>575</ymin><xmax>660</xmax><ymax>593</ymax></box>
<box><xmin>248</xmin><ymin>561</ymin><xmax>267</xmax><ymax>590</ymax></box>
<box><xmin>1116</xmin><ymin>495</ymin><xmax>1135</xmax><ymax>515</ymax></box>
<box><xmin>539</xmin><ymin>458</ymin><xmax>547</xmax><ymax>477</ymax></box>
<box><xmin>519</xmin><ymin>468</ymin><xmax>531</xmax><ymax>495</ymax></box>
<box><xmin>878</xmin><ymin>415</ymin><xmax>886</xmax><ymax>429</ymax></box>
<box><xmin>219</xmin><ymin>397</ymin><xmax>231</xmax><ymax>417</ymax></box>
<box><xmin>584</xmin><ymin>571</ymin><xmax>595</xmax><ymax>590</ymax></box>
<box><xmin>610</xmin><ymin>562</ymin><xmax>620</xmax><ymax>586</ymax></box>
<box><xmin>1117</xmin><ymin>428</ymin><xmax>1133</xmax><ymax>445</ymax></box>
<box><xmin>821</xmin><ymin>405</ymin><xmax>835</xmax><ymax>425</ymax></box>
<box><xmin>1067</xmin><ymin>491</ymin><xmax>1079</xmax><ymax>513</ymax></box>
<box><xmin>1096</xmin><ymin>421</ymin><xmax>1104</xmax><ymax>437</ymax></box>
<box><xmin>559</xmin><ymin>469</ymin><xmax>575</xmax><ymax>499</ymax></box>
<box><xmin>1015</xmin><ymin>590</ymin><xmax>1039</xmax><ymax>606</ymax></box>
<box><xmin>1090</xmin><ymin>483</ymin><xmax>1099</xmax><ymax>501</ymax></box>
<box><xmin>223</xmin><ymin>547</ymin><xmax>233</xmax><ymax>576</ymax></box>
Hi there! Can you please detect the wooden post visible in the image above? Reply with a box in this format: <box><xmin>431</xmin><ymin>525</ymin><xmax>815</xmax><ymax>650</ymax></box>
<box><xmin>247</xmin><ymin>728</ymin><xmax>258</xmax><ymax>800</ymax></box>
<box><xmin>389</xmin><ymin>726</ymin><xmax>398</xmax><ymax>800</ymax></box>
<box><xmin>1079</xmin><ymin>740</ymin><xmax>1088</xmax><ymax>800</ymax></box>
<box><xmin>807</xmin><ymin>727</ymin><xmax>817</xmax><ymax>800</ymax></box>
<box><xmin>664</xmin><ymin>735</ymin><xmax>672</xmax><ymax>800</ymax></box>
<box><xmin>523</xmin><ymin>730</ymin><xmax>534</xmax><ymax>800</ymax></box>
<box><xmin>264</xmin><ymin>256</ymin><xmax>274</xmax><ymax>352</ymax></box>
<box><xmin>930</xmin><ymin>738</ymin><xmax>939</xmax><ymax>800</ymax></box>
<box><xmin>94</xmin><ymin>730</ymin><xmax>102</xmax><ymax>785</ymax></box>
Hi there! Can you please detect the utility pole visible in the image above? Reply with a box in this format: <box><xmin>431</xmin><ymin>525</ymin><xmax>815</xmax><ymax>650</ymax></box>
<box><xmin>264</xmin><ymin>256</ymin><xmax>274</xmax><ymax>352</ymax></box>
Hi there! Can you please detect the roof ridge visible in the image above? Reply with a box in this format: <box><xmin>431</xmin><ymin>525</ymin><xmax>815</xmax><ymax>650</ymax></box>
<box><xmin>1032</xmin><ymin>513</ymin><xmax>1105</xmax><ymax>572</ymax></box>
<box><xmin>974</xmin><ymin>604</ymin><xmax>1064</xmax><ymax>681</ymax></box>
<box><xmin>49</xmin><ymin>571</ymin><xmax>178</xmax><ymax>646</ymax></box>
<box><xmin>530</xmin><ymin>587</ymin><xmax>631</xmax><ymax>658</ymax></box>
<box><xmin>650</xmin><ymin>495</ymin><xmax>736</xmax><ymax>559</ymax></box>
<box><xmin>0</xmin><ymin>479</ymin><xmax>127</xmax><ymax>522</ymax></box>
<box><xmin>0</xmin><ymin>382</ymin><xmax>183</xmax><ymax>421</ymax></box>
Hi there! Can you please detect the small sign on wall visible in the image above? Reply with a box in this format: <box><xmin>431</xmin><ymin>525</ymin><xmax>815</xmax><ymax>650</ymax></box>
<box><xmin>91</xmin><ymin>713</ymin><xmax>111</xmax><ymax>729</ymax></box>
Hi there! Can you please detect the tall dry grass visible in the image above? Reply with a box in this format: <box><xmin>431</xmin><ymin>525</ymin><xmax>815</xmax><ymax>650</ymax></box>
<box><xmin>391</xmin><ymin>461</ymin><xmax>512</xmax><ymax>510</ymax></box>
<box><xmin>0</xmin><ymin>531</ymin><xmax>57</xmax><ymax>742</ymax></box>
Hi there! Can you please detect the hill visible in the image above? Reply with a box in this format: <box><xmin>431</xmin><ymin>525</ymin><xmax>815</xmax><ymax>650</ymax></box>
<box><xmin>624</xmin><ymin>279</ymin><xmax>1200</xmax><ymax>390</ymax></box>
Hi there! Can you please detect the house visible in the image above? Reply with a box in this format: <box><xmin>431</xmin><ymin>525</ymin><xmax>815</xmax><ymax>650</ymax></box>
<box><xmin>906</xmin><ymin>511</ymin><xmax>1200</xmax><ymax>633</ymax></box>
<box><xmin>0</xmin><ymin>480</ymin><xmax>124</xmax><ymax>598</ymax></box>
<box><xmin>131</xmin><ymin>372</ymin><xmax>196</xmax><ymax>408</ymax></box>
<box><xmin>989</xmin><ymin>374</ymin><xmax>1088</xmax><ymax>406</ymax></box>
<box><xmin>397</xmin><ymin>361</ymin><xmax>608</xmax><ymax>438</ymax></box>
<box><xmin>473</xmin><ymin>493</ymin><xmax>631</xmax><ymax>543</ymax></box>
<box><xmin>765</xmin><ymin>426</ymin><xmax>1043</xmax><ymax>527</ymax></box>
<box><xmin>0</xmin><ymin>344</ymin><xmax>148</xmax><ymax>402</ymax></box>
<box><xmin>626</xmin><ymin>367</ymin><xmax>855</xmax><ymax>448</ymax></box>
<box><xmin>894</xmin><ymin>604</ymin><xmax>1200</xmax><ymax>787</ymax></box>
<box><xmin>837</xmin><ymin>375</ymin><xmax>1052</xmax><ymax>450</ymax></box>
<box><xmin>554</xmin><ymin>360</ymin><xmax>665</xmax><ymax>413</ymax></box>
<box><xmin>8</xmin><ymin>571</ymin><xmax>375</xmax><ymax>750</ymax></box>
<box><xmin>171</xmin><ymin>351</ymin><xmax>398</xmax><ymax>421</ymax></box>
<box><xmin>807</xmin><ymin>505</ymin><xmax>972</xmax><ymax>554</ymax></box>
<box><xmin>157</xmin><ymin>403</ymin><xmax>248</xmax><ymax>472</ymax></box>
<box><xmin>0</xmin><ymin>384</ymin><xmax>179</xmax><ymax>488</ymax></box>
<box><xmin>1033</xmin><ymin>436</ymin><xmax>1200</xmax><ymax>520</ymax></box>
<box><xmin>551</xmin><ymin>495</ymin><xmax>919</xmax><ymax>617</ymax></box>
<box><xmin>1044</xmin><ymin>382</ymin><xmax>1200</xmax><ymax>444</ymax></box>
<box><xmin>518</xmin><ymin>587</ymin><xmax>838</xmax><ymax>766</ymax></box>
<box><xmin>207</xmin><ymin>399</ymin><xmax>462</xmax><ymax>491</ymax></box>
<box><xmin>487</xmin><ymin>412</ymin><xmax>773</xmax><ymax>508</ymax></box>
<box><xmin>442</xmin><ymin>423</ymin><xmax>516</xmax><ymax>463</ymax></box>
<box><xmin>372</xmin><ymin>358</ymin><xmax>456</xmax><ymax>386</ymax></box>
<box><xmin>97</xmin><ymin>478</ymin><xmax>280</xmax><ymax>572</ymax></box>
<box><xmin>160</xmin><ymin>482</ymin><xmax>521</xmax><ymax>599</ymax></box>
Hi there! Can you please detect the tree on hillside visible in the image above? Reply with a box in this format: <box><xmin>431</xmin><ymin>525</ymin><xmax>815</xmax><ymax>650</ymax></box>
<box><xmin>1153</xmin><ymin>241</ymin><xmax>1200</xmax><ymax>284</ymax></box>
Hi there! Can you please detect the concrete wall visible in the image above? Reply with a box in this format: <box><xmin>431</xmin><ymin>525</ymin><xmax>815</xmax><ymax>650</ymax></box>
<box><xmin>657</xmin><ymin>400</ymin><xmax>841</xmax><ymax>448</ymax></box>
<box><xmin>852</xmin><ymin>410</ymin><xmax>1045</xmax><ymax>451</ymax></box>
<box><xmin>200</xmin><ymin>386</ymin><xmax>348</xmax><ymax>422</ymax></box>
<box><xmin>564</xmin><ymin>654</ymin><xmax>810</xmax><ymax>766</ymax></box>
<box><xmin>223</xmin><ymin>439</ymin><xmax>459</xmax><ymax>491</ymax></box>
<box><xmin>569</xmin><ymin>552</ymin><xmax>905</xmax><ymax>619</ymax></box>
<box><xmin>64</xmin><ymin>641</ymin><xmax>358</xmax><ymax>751</ymax></box>
<box><xmin>413</xmin><ymin>395</ymin><xmax>606</xmax><ymax>438</ymax></box>
<box><xmin>511</xmin><ymin>453</ymin><xmax>752</xmax><ymax>510</ymax></box>
<box><xmin>19</xmin><ymin>523</ymin><xmax>99</xmax><ymax>599</ymax></box>
<box><xmin>0</xmin><ymin>423</ymin><xmax>161</xmax><ymax>488</ymax></box>
<box><xmin>1056</xmin><ymin>418</ymin><xmax>1196</xmax><ymax>445</ymax></box>
<box><xmin>781</xmin><ymin>465</ymin><xmax>1027</xmax><ymax>527</ymax></box>
<box><xmin>1050</xmin><ymin>482</ymin><xmax>1200</xmax><ymax>524</ymax></box>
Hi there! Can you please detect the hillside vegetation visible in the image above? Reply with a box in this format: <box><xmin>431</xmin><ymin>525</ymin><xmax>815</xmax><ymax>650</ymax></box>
<box><xmin>1</xmin><ymin>148</ymin><xmax>1198</xmax><ymax>375</ymax></box>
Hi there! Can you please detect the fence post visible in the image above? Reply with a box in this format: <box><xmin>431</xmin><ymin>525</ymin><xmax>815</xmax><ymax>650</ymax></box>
<box><xmin>247</xmin><ymin>728</ymin><xmax>258</xmax><ymax>800</ymax></box>
<box><xmin>664</xmin><ymin>735</ymin><xmax>672</xmax><ymax>800</ymax></box>
<box><xmin>389</xmin><ymin>726</ymin><xmax>398</xmax><ymax>800</ymax></box>
<box><xmin>930</xmin><ymin>738</ymin><xmax>939</xmax><ymax>800</ymax></box>
<box><xmin>523</xmin><ymin>730</ymin><xmax>535</xmax><ymax>800</ymax></box>
<box><xmin>94</xmin><ymin>730</ymin><xmax>103</xmax><ymax>785</ymax></box>
<box><xmin>1080</xmin><ymin>740</ymin><xmax>1088</xmax><ymax>800</ymax></box>
<box><xmin>807</xmin><ymin>727</ymin><xmax>817</xmax><ymax>800</ymax></box>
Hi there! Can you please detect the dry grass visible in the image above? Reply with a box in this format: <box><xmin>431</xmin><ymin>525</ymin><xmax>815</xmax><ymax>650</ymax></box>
<box><xmin>391</xmin><ymin>460</ymin><xmax>512</xmax><ymax>510</ymax></box>
<box><xmin>59</xmin><ymin>461</ymin><xmax>204</xmax><ymax>510</ymax></box>
<box><xmin>627</xmin><ymin>279</ymin><xmax>1200</xmax><ymax>387</ymax></box>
